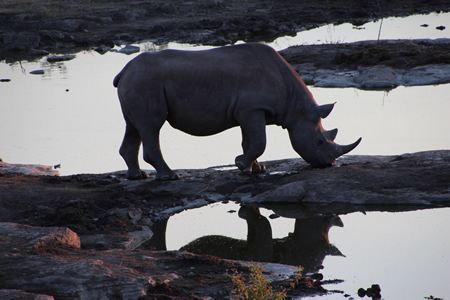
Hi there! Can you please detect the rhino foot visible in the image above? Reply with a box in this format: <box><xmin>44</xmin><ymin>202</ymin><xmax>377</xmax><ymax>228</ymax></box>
<box><xmin>155</xmin><ymin>171</ymin><xmax>180</xmax><ymax>181</ymax></box>
<box><xmin>251</xmin><ymin>161</ymin><xmax>266</xmax><ymax>174</ymax></box>
<box><xmin>235</xmin><ymin>159</ymin><xmax>266</xmax><ymax>175</ymax></box>
<box><xmin>126</xmin><ymin>170</ymin><xmax>149</xmax><ymax>180</ymax></box>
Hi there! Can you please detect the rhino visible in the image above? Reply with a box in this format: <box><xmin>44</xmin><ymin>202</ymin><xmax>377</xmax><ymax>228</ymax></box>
<box><xmin>113</xmin><ymin>43</ymin><xmax>361</xmax><ymax>180</ymax></box>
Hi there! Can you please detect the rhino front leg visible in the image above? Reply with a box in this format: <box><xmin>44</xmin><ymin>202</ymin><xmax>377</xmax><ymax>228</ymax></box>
<box><xmin>235</xmin><ymin>111</ymin><xmax>267</xmax><ymax>175</ymax></box>
<box><xmin>241</xmin><ymin>128</ymin><xmax>267</xmax><ymax>174</ymax></box>
<box><xmin>120</xmin><ymin>119</ymin><xmax>149</xmax><ymax>180</ymax></box>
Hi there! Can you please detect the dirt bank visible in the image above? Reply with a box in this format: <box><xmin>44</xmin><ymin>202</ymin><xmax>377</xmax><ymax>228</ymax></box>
<box><xmin>1</xmin><ymin>0</ymin><xmax>449</xmax><ymax>63</ymax></box>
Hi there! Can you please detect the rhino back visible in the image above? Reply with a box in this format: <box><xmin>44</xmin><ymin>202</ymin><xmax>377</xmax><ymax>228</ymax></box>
<box><xmin>117</xmin><ymin>44</ymin><xmax>299</xmax><ymax>135</ymax></box>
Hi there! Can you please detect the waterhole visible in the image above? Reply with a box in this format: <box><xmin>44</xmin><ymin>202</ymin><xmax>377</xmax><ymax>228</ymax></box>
<box><xmin>142</xmin><ymin>202</ymin><xmax>450</xmax><ymax>299</ymax></box>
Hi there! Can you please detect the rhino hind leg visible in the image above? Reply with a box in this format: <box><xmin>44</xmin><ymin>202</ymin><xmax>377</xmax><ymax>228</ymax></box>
<box><xmin>236</xmin><ymin>113</ymin><xmax>267</xmax><ymax>175</ymax></box>
<box><xmin>120</xmin><ymin>119</ymin><xmax>149</xmax><ymax>180</ymax></box>
<box><xmin>140</xmin><ymin>126</ymin><xmax>179</xmax><ymax>181</ymax></box>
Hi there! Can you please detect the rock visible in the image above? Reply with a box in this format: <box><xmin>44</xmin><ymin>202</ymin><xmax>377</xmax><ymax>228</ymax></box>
<box><xmin>123</xmin><ymin>226</ymin><xmax>153</xmax><ymax>249</ymax></box>
<box><xmin>0</xmin><ymin>222</ymin><xmax>80</xmax><ymax>251</ymax></box>
<box><xmin>399</xmin><ymin>64</ymin><xmax>450</xmax><ymax>86</ymax></box>
<box><xmin>0</xmin><ymin>221</ymin><xmax>252</xmax><ymax>299</ymax></box>
<box><xmin>118</xmin><ymin>44</ymin><xmax>140</xmax><ymax>54</ymax></box>
<box><xmin>3</xmin><ymin>32</ymin><xmax>40</xmax><ymax>51</ymax></box>
<box><xmin>94</xmin><ymin>45</ymin><xmax>111</xmax><ymax>54</ymax></box>
<box><xmin>47</xmin><ymin>54</ymin><xmax>76</xmax><ymax>62</ymax></box>
<box><xmin>161</xmin><ymin>198</ymin><xmax>209</xmax><ymax>215</ymax></box>
<box><xmin>39</xmin><ymin>30</ymin><xmax>66</xmax><ymax>42</ymax></box>
<box><xmin>30</xmin><ymin>69</ymin><xmax>45</xmax><ymax>75</ymax></box>
<box><xmin>0</xmin><ymin>161</ymin><xmax>59</xmax><ymax>176</ymax></box>
<box><xmin>29</xmin><ymin>49</ymin><xmax>50</xmax><ymax>56</ymax></box>
<box><xmin>160</xmin><ymin>3</ymin><xmax>178</xmax><ymax>14</ymax></box>
<box><xmin>313</xmin><ymin>70</ymin><xmax>359</xmax><ymax>88</ymax></box>
<box><xmin>0</xmin><ymin>289</ymin><xmax>54</xmax><ymax>300</ymax></box>
<box><xmin>242</xmin><ymin>182</ymin><xmax>306</xmax><ymax>204</ymax></box>
<box><xmin>0</xmin><ymin>222</ymin><xmax>152</xmax><ymax>298</ymax></box>
<box><xmin>122</xmin><ymin>9</ymin><xmax>148</xmax><ymax>21</ymax></box>
<box><xmin>356</xmin><ymin>65</ymin><xmax>398</xmax><ymax>90</ymax></box>
<box><xmin>128</xmin><ymin>208</ymin><xmax>143</xmax><ymax>224</ymax></box>
<box><xmin>42</xmin><ymin>19</ymin><xmax>83</xmax><ymax>32</ymax></box>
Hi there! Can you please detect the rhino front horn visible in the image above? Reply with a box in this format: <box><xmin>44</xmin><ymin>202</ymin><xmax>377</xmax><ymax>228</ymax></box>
<box><xmin>336</xmin><ymin>137</ymin><xmax>362</xmax><ymax>157</ymax></box>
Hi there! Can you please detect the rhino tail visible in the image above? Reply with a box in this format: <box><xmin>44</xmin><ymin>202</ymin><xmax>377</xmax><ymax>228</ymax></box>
<box><xmin>113</xmin><ymin>70</ymin><xmax>123</xmax><ymax>88</ymax></box>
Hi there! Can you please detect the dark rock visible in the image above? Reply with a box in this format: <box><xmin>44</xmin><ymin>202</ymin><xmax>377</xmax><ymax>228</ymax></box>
<box><xmin>0</xmin><ymin>222</ymin><xmax>80</xmax><ymax>251</ymax></box>
<box><xmin>39</xmin><ymin>30</ymin><xmax>66</xmax><ymax>42</ymax></box>
<box><xmin>30</xmin><ymin>69</ymin><xmax>45</xmax><ymax>75</ymax></box>
<box><xmin>160</xmin><ymin>3</ymin><xmax>178</xmax><ymax>14</ymax></box>
<box><xmin>118</xmin><ymin>44</ymin><xmax>140</xmax><ymax>54</ymax></box>
<box><xmin>43</xmin><ymin>19</ymin><xmax>83</xmax><ymax>32</ymax></box>
<box><xmin>356</xmin><ymin>65</ymin><xmax>398</xmax><ymax>90</ymax></box>
<box><xmin>3</xmin><ymin>31</ymin><xmax>40</xmax><ymax>51</ymax></box>
<box><xmin>311</xmin><ymin>273</ymin><xmax>324</xmax><ymax>281</ymax></box>
<box><xmin>29</xmin><ymin>49</ymin><xmax>50</xmax><ymax>56</ymax></box>
<box><xmin>122</xmin><ymin>9</ymin><xmax>148</xmax><ymax>21</ymax></box>
<box><xmin>0</xmin><ymin>289</ymin><xmax>54</xmax><ymax>300</ymax></box>
<box><xmin>47</xmin><ymin>54</ymin><xmax>76</xmax><ymax>62</ymax></box>
<box><xmin>94</xmin><ymin>45</ymin><xmax>111</xmax><ymax>54</ymax></box>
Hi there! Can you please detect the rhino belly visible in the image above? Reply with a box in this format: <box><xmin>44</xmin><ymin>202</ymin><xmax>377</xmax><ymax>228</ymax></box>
<box><xmin>166</xmin><ymin>109</ymin><xmax>238</xmax><ymax>136</ymax></box>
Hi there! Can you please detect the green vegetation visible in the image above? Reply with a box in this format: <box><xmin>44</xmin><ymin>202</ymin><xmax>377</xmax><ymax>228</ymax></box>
<box><xmin>227</xmin><ymin>263</ymin><xmax>287</xmax><ymax>300</ymax></box>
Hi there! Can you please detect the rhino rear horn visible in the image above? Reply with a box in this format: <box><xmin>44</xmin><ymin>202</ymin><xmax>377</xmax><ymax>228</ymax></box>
<box><xmin>317</xmin><ymin>102</ymin><xmax>336</xmax><ymax>118</ymax></box>
<box><xmin>336</xmin><ymin>137</ymin><xmax>362</xmax><ymax>157</ymax></box>
<box><xmin>324</xmin><ymin>128</ymin><xmax>338</xmax><ymax>141</ymax></box>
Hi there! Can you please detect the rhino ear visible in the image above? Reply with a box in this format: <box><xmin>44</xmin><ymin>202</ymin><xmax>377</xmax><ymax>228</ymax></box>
<box><xmin>324</xmin><ymin>128</ymin><xmax>338</xmax><ymax>141</ymax></box>
<box><xmin>317</xmin><ymin>102</ymin><xmax>336</xmax><ymax>119</ymax></box>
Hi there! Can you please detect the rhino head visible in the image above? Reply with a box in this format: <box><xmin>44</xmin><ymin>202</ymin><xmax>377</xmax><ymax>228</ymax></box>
<box><xmin>288</xmin><ymin>103</ymin><xmax>361</xmax><ymax>168</ymax></box>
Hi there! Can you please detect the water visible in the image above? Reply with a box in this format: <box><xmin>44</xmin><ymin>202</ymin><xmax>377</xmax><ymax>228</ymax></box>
<box><xmin>1</xmin><ymin>50</ymin><xmax>449</xmax><ymax>175</ymax></box>
<box><xmin>160</xmin><ymin>203</ymin><xmax>450</xmax><ymax>299</ymax></box>
<box><xmin>1</xmin><ymin>11</ymin><xmax>449</xmax><ymax>300</ymax></box>
<box><xmin>270</xmin><ymin>12</ymin><xmax>449</xmax><ymax>49</ymax></box>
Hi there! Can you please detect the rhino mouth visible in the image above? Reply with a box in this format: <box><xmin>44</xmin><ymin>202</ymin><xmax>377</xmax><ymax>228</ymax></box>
<box><xmin>313</xmin><ymin>162</ymin><xmax>334</xmax><ymax>168</ymax></box>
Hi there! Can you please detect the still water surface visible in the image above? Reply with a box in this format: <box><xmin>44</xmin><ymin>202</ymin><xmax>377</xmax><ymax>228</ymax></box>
<box><xmin>163</xmin><ymin>203</ymin><xmax>450</xmax><ymax>299</ymax></box>
<box><xmin>1</xmin><ymin>50</ymin><xmax>449</xmax><ymax>175</ymax></box>
<box><xmin>1</xmin><ymin>12</ymin><xmax>449</xmax><ymax>175</ymax></box>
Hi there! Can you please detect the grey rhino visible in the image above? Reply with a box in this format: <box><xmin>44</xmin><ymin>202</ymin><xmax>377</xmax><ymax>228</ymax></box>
<box><xmin>113</xmin><ymin>43</ymin><xmax>361</xmax><ymax>180</ymax></box>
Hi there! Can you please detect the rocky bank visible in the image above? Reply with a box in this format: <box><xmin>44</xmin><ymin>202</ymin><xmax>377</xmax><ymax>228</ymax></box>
<box><xmin>0</xmin><ymin>151</ymin><xmax>449</xmax><ymax>299</ymax></box>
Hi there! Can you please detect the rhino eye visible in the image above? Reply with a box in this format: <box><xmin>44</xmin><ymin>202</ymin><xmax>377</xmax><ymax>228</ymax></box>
<box><xmin>317</xmin><ymin>139</ymin><xmax>324</xmax><ymax>145</ymax></box>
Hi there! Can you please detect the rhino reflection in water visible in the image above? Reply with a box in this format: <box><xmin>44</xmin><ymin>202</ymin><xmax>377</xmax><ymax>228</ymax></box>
<box><xmin>114</xmin><ymin>43</ymin><xmax>361</xmax><ymax>180</ymax></box>
<box><xmin>179</xmin><ymin>206</ymin><xmax>344</xmax><ymax>273</ymax></box>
